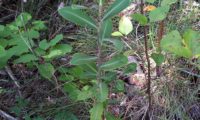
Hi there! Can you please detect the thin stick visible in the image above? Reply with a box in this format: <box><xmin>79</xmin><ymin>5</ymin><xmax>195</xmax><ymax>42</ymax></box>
<box><xmin>140</xmin><ymin>0</ymin><xmax>152</xmax><ymax>116</ymax></box>
<box><xmin>0</xmin><ymin>109</ymin><xmax>17</xmax><ymax>120</ymax></box>
<box><xmin>5</xmin><ymin>66</ymin><xmax>22</xmax><ymax>97</ymax></box>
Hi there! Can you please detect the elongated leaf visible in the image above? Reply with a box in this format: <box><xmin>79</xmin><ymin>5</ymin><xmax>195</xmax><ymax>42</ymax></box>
<box><xmin>49</xmin><ymin>34</ymin><xmax>63</xmax><ymax>46</ymax></box>
<box><xmin>98</xmin><ymin>82</ymin><xmax>108</xmax><ymax>102</ymax></box>
<box><xmin>14</xmin><ymin>54</ymin><xmax>38</xmax><ymax>64</ymax></box>
<box><xmin>70</xmin><ymin>53</ymin><xmax>97</xmax><ymax>65</ymax></box>
<box><xmin>38</xmin><ymin>63</ymin><xmax>55</xmax><ymax>79</ymax></box>
<box><xmin>100</xmin><ymin>19</ymin><xmax>112</xmax><ymax>43</ymax></box>
<box><xmin>100</xmin><ymin>55</ymin><xmax>128</xmax><ymax>71</ymax></box>
<box><xmin>103</xmin><ymin>38</ymin><xmax>124</xmax><ymax>52</ymax></box>
<box><xmin>119</xmin><ymin>16</ymin><xmax>133</xmax><ymax>35</ymax></box>
<box><xmin>149</xmin><ymin>6</ymin><xmax>170</xmax><ymax>22</ymax></box>
<box><xmin>58</xmin><ymin>7</ymin><xmax>97</xmax><ymax>29</ymax></box>
<box><xmin>43</xmin><ymin>44</ymin><xmax>72</xmax><ymax>59</ymax></box>
<box><xmin>90</xmin><ymin>103</ymin><xmax>104</xmax><ymax>120</ymax></box>
<box><xmin>103</xmin><ymin>0</ymin><xmax>131</xmax><ymax>20</ymax></box>
<box><xmin>116</xmin><ymin>80</ymin><xmax>125</xmax><ymax>92</ymax></box>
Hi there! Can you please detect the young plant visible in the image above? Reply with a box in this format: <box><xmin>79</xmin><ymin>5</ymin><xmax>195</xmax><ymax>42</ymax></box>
<box><xmin>58</xmin><ymin>0</ymin><xmax>134</xmax><ymax>119</ymax></box>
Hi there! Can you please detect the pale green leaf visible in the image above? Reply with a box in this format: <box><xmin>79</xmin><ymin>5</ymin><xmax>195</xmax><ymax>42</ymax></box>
<box><xmin>58</xmin><ymin>7</ymin><xmax>97</xmax><ymax>29</ymax></box>
<box><xmin>70</xmin><ymin>53</ymin><xmax>97</xmax><ymax>65</ymax></box>
<box><xmin>103</xmin><ymin>0</ymin><xmax>131</xmax><ymax>20</ymax></box>
<box><xmin>43</xmin><ymin>44</ymin><xmax>72</xmax><ymax>59</ymax></box>
<box><xmin>119</xmin><ymin>16</ymin><xmax>133</xmax><ymax>35</ymax></box>
<box><xmin>89</xmin><ymin>103</ymin><xmax>104</xmax><ymax>120</ymax></box>
<box><xmin>111</xmin><ymin>31</ymin><xmax>123</xmax><ymax>37</ymax></box>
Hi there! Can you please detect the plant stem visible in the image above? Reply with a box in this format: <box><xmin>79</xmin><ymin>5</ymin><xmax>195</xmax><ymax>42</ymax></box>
<box><xmin>140</xmin><ymin>0</ymin><xmax>152</xmax><ymax>116</ymax></box>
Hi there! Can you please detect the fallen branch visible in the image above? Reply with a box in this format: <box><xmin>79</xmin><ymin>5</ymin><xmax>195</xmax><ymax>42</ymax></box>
<box><xmin>0</xmin><ymin>109</ymin><xmax>17</xmax><ymax>120</ymax></box>
<box><xmin>5</xmin><ymin>66</ymin><xmax>22</xmax><ymax>97</ymax></box>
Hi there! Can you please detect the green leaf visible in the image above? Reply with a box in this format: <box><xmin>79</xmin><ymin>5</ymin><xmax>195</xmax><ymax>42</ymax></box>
<box><xmin>103</xmin><ymin>38</ymin><xmax>124</xmax><ymax>52</ymax></box>
<box><xmin>119</xmin><ymin>16</ymin><xmax>133</xmax><ymax>35</ymax></box>
<box><xmin>183</xmin><ymin>29</ymin><xmax>200</xmax><ymax>57</ymax></box>
<box><xmin>38</xmin><ymin>63</ymin><xmax>55</xmax><ymax>79</ymax></box>
<box><xmin>111</xmin><ymin>31</ymin><xmax>123</xmax><ymax>37</ymax></box>
<box><xmin>103</xmin><ymin>0</ymin><xmax>131</xmax><ymax>20</ymax></box>
<box><xmin>97</xmin><ymin>82</ymin><xmax>108</xmax><ymax>102</ymax></box>
<box><xmin>146</xmin><ymin>0</ymin><xmax>156</xmax><ymax>3</ymax></box>
<box><xmin>100</xmin><ymin>19</ymin><xmax>112</xmax><ymax>42</ymax></box>
<box><xmin>39</xmin><ymin>39</ymin><xmax>50</xmax><ymax>50</ymax></box>
<box><xmin>0</xmin><ymin>45</ymin><xmax>6</xmax><ymax>58</ymax></box>
<box><xmin>161</xmin><ymin>0</ymin><xmax>177</xmax><ymax>6</ymax></box>
<box><xmin>0</xmin><ymin>25</ymin><xmax>4</xmax><ymax>31</ymax></box>
<box><xmin>149</xmin><ymin>6</ymin><xmax>170</xmax><ymax>22</ymax></box>
<box><xmin>15</xmin><ymin>12</ymin><xmax>32</xmax><ymax>27</ymax></box>
<box><xmin>116</xmin><ymin>80</ymin><xmax>125</xmax><ymax>92</ymax></box>
<box><xmin>100</xmin><ymin>55</ymin><xmax>128</xmax><ymax>71</ymax></box>
<box><xmin>63</xmin><ymin>83</ymin><xmax>80</xmax><ymax>100</ymax></box>
<box><xmin>124</xmin><ymin>63</ymin><xmax>137</xmax><ymax>74</ymax></box>
<box><xmin>14</xmin><ymin>54</ymin><xmax>38</xmax><ymax>64</ymax></box>
<box><xmin>106</xmin><ymin>112</ymin><xmax>121</xmax><ymax>120</ymax></box>
<box><xmin>58</xmin><ymin>7</ymin><xmax>97</xmax><ymax>29</ymax></box>
<box><xmin>32</xmin><ymin>20</ymin><xmax>46</xmax><ymax>30</ymax></box>
<box><xmin>70</xmin><ymin>53</ymin><xmax>97</xmax><ymax>65</ymax></box>
<box><xmin>151</xmin><ymin>53</ymin><xmax>165</xmax><ymax>66</ymax></box>
<box><xmin>161</xmin><ymin>30</ymin><xmax>192</xmax><ymax>58</ymax></box>
<box><xmin>132</xmin><ymin>13</ymin><xmax>148</xmax><ymax>26</ymax></box>
<box><xmin>49</xmin><ymin>34</ymin><xmax>63</xmax><ymax>46</ymax></box>
<box><xmin>43</xmin><ymin>44</ymin><xmax>72</xmax><ymax>59</ymax></box>
<box><xmin>90</xmin><ymin>103</ymin><xmax>104</xmax><ymax>120</ymax></box>
<box><xmin>77</xmin><ymin>86</ymin><xmax>92</xmax><ymax>101</ymax></box>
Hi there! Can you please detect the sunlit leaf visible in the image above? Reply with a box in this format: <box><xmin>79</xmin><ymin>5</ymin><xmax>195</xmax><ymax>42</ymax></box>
<box><xmin>119</xmin><ymin>16</ymin><xmax>133</xmax><ymax>35</ymax></box>
<box><xmin>43</xmin><ymin>44</ymin><xmax>72</xmax><ymax>59</ymax></box>
<box><xmin>111</xmin><ymin>31</ymin><xmax>123</xmax><ymax>37</ymax></box>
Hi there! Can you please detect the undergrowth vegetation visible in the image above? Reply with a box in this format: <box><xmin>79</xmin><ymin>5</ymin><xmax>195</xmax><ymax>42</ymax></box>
<box><xmin>0</xmin><ymin>0</ymin><xmax>199</xmax><ymax>120</ymax></box>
